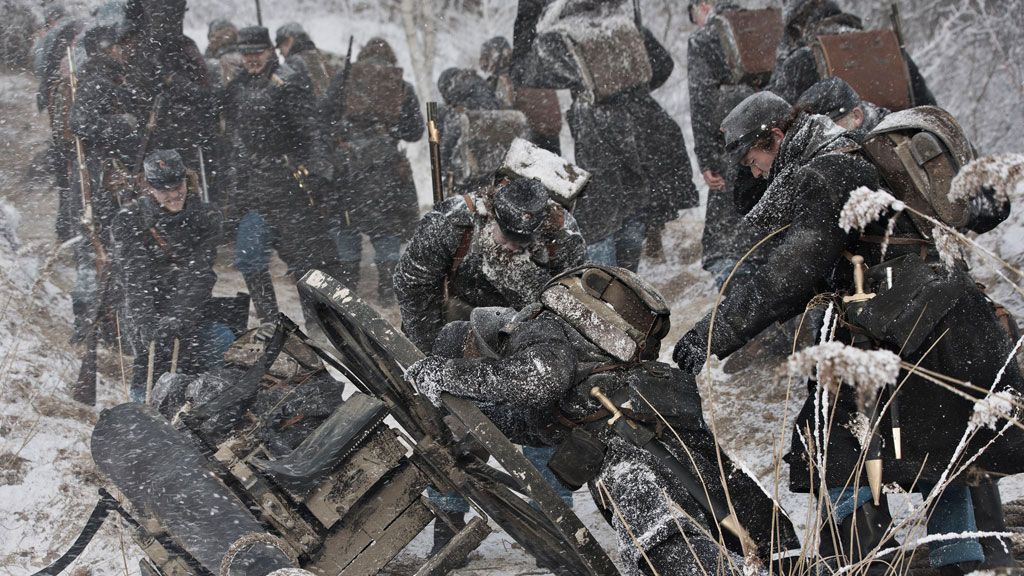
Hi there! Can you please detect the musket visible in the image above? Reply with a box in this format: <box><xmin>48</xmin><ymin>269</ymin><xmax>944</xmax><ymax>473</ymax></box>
<box><xmin>633</xmin><ymin>0</ymin><xmax>642</xmax><ymax>28</ymax></box>
<box><xmin>890</xmin><ymin>2</ymin><xmax>905</xmax><ymax>50</ymax></box>
<box><xmin>255</xmin><ymin>0</ymin><xmax>263</xmax><ymax>26</ymax></box>
<box><xmin>427</xmin><ymin>101</ymin><xmax>444</xmax><ymax>205</ymax></box>
<box><xmin>68</xmin><ymin>46</ymin><xmax>109</xmax><ymax>405</ymax></box>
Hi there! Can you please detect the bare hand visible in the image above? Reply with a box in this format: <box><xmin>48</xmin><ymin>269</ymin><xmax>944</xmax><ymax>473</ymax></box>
<box><xmin>702</xmin><ymin>170</ymin><xmax>726</xmax><ymax>191</ymax></box>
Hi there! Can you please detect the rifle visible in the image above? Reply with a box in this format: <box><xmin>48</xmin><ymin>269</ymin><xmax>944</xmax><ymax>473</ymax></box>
<box><xmin>426</xmin><ymin>101</ymin><xmax>443</xmax><ymax>205</ymax></box>
<box><xmin>633</xmin><ymin>0</ymin><xmax>642</xmax><ymax>28</ymax></box>
<box><xmin>255</xmin><ymin>0</ymin><xmax>263</xmax><ymax>26</ymax></box>
<box><xmin>890</xmin><ymin>2</ymin><xmax>905</xmax><ymax>49</ymax></box>
<box><xmin>68</xmin><ymin>47</ymin><xmax>110</xmax><ymax>406</ymax></box>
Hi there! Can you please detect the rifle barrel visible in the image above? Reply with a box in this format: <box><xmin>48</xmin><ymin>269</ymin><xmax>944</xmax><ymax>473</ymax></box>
<box><xmin>426</xmin><ymin>102</ymin><xmax>444</xmax><ymax>205</ymax></box>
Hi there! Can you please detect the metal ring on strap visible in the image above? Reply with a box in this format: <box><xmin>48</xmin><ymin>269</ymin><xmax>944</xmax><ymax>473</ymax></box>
<box><xmin>219</xmin><ymin>532</ymin><xmax>297</xmax><ymax>576</ymax></box>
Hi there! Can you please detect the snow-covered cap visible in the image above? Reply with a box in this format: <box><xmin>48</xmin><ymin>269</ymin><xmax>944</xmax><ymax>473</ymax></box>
<box><xmin>796</xmin><ymin>77</ymin><xmax>861</xmax><ymax>120</ymax></box>
<box><xmin>722</xmin><ymin>91</ymin><xmax>793</xmax><ymax>163</ymax></box>
<box><xmin>493</xmin><ymin>178</ymin><xmax>549</xmax><ymax>243</ymax></box>
<box><xmin>499</xmin><ymin>138</ymin><xmax>590</xmax><ymax>207</ymax></box>
<box><xmin>275</xmin><ymin>22</ymin><xmax>306</xmax><ymax>46</ymax></box>
<box><xmin>143</xmin><ymin>149</ymin><xmax>186</xmax><ymax>189</ymax></box>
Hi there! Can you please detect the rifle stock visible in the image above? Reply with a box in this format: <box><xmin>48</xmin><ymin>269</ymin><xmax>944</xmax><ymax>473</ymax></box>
<box><xmin>427</xmin><ymin>101</ymin><xmax>443</xmax><ymax>205</ymax></box>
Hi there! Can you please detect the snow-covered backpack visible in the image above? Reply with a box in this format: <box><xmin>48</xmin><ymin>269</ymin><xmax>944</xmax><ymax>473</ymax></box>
<box><xmin>713</xmin><ymin>7</ymin><xmax>783</xmax><ymax>89</ymax></box>
<box><xmin>537</xmin><ymin>0</ymin><xmax>652</xmax><ymax>103</ymax></box>
<box><xmin>861</xmin><ymin>106</ymin><xmax>976</xmax><ymax>232</ymax></box>
<box><xmin>812</xmin><ymin>29</ymin><xmax>913</xmax><ymax>111</ymax></box>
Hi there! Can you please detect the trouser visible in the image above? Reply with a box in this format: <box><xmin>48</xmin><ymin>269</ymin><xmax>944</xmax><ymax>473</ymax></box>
<box><xmin>235</xmin><ymin>208</ymin><xmax>341</xmax><ymax>322</ymax></box>
<box><xmin>329</xmin><ymin>226</ymin><xmax>401</xmax><ymax>304</ymax></box>
<box><xmin>828</xmin><ymin>485</ymin><xmax>983</xmax><ymax>569</ymax></box>
<box><xmin>586</xmin><ymin>216</ymin><xmax>646</xmax><ymax>272</ymax></box>
<box><xmin>129</xmin><ymin>321</ymin><xmax>234</xmax><ymax>403</ymax></box>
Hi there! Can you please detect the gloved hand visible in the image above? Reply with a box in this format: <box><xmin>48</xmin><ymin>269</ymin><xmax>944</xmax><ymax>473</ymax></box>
<box><xmin>673</xmin><ymin>330</ymin><xmax>708</xmax><ymax>375</ymax></box>
<box><xmin>404</xmin><ymin>356</ymin><xmax>449</xmax><ymax>407</ymax></box>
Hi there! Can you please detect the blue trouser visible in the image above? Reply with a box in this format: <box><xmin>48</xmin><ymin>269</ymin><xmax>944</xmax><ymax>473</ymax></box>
<box><xmin>828</xmin><ymin>485</ymin><xmax>982</xmax><ymax>568</ymax></box>
<box><xmin>234</xmin><ymin>211</ymin><xmax>273</xmax><ymax>275</ymax></box>
<box><xmin>427</xmin><ymin>445</ymin><xmax>574</xmax><ymax>515</ymax></box>
<box><xmin>129</xmin><ymin>321</ymin><xmax>234</xmax><ymax>403</ymax></box>
<box><xmin>586</xmin><ymin>216</ymin><xmax>646</xmax><ymax>272</ymax></box>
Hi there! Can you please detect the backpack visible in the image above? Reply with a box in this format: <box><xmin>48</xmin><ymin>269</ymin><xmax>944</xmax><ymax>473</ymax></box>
<box><xmin>453</xmin><ymin>110</ymin><xmax>530</xmax><ymax>187</ymax></box>
<box><xmin>861</xmin><ymin>106</ymin><xmax>976</xmax><ymax>232</ymax></box>
<box><xmin>813</xmin><ymin>29</ymin><xmax>913</xmax><ymax>111</ymax></box>
<box><xmin>537</xmin><ymin>0</ymin><xmax>652</xmax><ymax>102</ymax></box>
<box><xmin>342</xmin><ymin>62</ymin><xmax>405</xmax><ymax>127</ymax></box>
<box><xmin>713</xmin><ymin>8</ymin><xmax>784</xmax><ymax>89</ymax></box>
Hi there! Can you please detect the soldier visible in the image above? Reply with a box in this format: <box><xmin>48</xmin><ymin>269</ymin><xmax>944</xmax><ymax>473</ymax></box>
<box><xmin>687</xmin><ymin>0</ymin><xmax>765</xmax><ymax>283</ymax></box>
<box><xmin>479</xmin><ymin>36</ymin><xmax>562</xmax><ymax>156</ymax></box>
<box><xmin>321</xmin><ymin>37</ymin><xmax>422</xmax><ymax>305</ymax></box>
<box><xmin>112</xmin><ymin>150</ymin><xmax>231</xmax><ymax>402</ymax></box>
<box><xmin>205</xmin><ymin>19</ymin><xmax>238</xmax><ymax>60</ymax></box>
<box><xmin>673</xmin><ymin>92</ymin><xmax>1024</xmax><ymax>574</ymax></box>
<box><xmin>405</xmin><ymin>265</ymin><xmax>799</xmax><ymax>575</ymax></box>
<box><xmin>220</xmin><ymin>26</ymin><xmax>339</xmax><ymax>325</ymax></box>
<box><xmin>796</xmin><ymin>76</ymin><xmax>890</xmax><ymax>142</ymax></box>
<box><xmin>275</xmin><ymin>22</ymin><xmax>338</xmax><ymax>99</ymax></box>
<box><xmin>768</xmin><ymin>0</ymin><xmax>935</xmax><ymax>107</ymax></box>
<box><xmin>67</xmin><ymin>24</ymin><xmax>137</xmax><ymax>343</ymax></box>
<box><xmin>394</xmin><ymin>177</ymin><xmax>585</xmax><ymax>353</ymax></box>
<box><xmin>512</xmin><ymin>0</ymin><xmax>697</xmax><ymax>271</ymax></box>
<box><xmin>205</xmin><ymin>20</ymin><xmax>242</xmax><ymax>89</ymax></box>
<box><xmin>120</xmin><ymin>0</ymin><xmax>216</xmax><ymax>170</ymax></box>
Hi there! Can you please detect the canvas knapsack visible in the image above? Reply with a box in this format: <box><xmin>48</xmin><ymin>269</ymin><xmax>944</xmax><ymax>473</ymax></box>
<box><xmin>861</xmin><ymin>106</ymin><xmax>976</xmax><ymax>233</ymax></box>
<box><xmin>537</xmin><ymin>0</ymin><xmax>652</xmax><ymax>103</ymax></box>
<box><xmin>813</xmin><ymin>29</ymin><xmax>914</xmax><ymax>112</ymax></box>
<box><xmin>713</xmin><ymin>8</ymin><xmax>783</xmax><ymax>89</ymax></box>
<box><xmin>453</xmin><ymin>110</ymin><xmax>531</xmax><ymax>187</ymax></box>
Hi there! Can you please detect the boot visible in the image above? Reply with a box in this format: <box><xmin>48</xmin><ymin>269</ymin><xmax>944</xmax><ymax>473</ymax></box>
<box><xmin>242</xmin><ymin>270</ymin><xmax>279</xmax><ymax>324</ymax></box>
<box><xmin>376</xmin><ymin>261</ymin><xmax>397</xmax><ymax>307</ymax></box>
<box><xmin>971</xmin><ymin>476</ymin><xmax>1021</xmax><ymax>573</ymax></box>
<box><xmin>819</xmin><ymin>497</ymin><xmax>897</xmax><ymax>574</ymax></box>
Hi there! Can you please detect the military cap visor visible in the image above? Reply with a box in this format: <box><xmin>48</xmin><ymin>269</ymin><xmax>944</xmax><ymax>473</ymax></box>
<box><xmin>721</xmin><ymin>91</ymin><xmax>793</xmax><ymax>164</ymax></box>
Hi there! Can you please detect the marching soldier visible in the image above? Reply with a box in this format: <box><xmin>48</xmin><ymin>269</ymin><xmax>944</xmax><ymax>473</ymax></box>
<box><xmin>796</xmin><ymin>76</ymin><xmax>890</xmax><ymax>142</ymax></box>
<box><xmin>275</xmin><ymin>22</ymin><xmax>340</xmax><ymax>99</ymax></box>
<box><xmin>221</xmin><ymin>26</ymin><xmax>339</xmax><ymax>324</ymax></box>
<box><xmin>321</xmin><ymin>37</ymin><xmax>422</xmax><ymax>305</ymax></box>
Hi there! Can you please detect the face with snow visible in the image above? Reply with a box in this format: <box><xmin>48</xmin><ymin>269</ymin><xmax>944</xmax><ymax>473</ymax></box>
<box><xmin>690</xmin><ymin>2</ymin><xmax>714</xmax><ymax>27</ymax></box>
<box><xmin>491</xmin><ymin>223</ymin><xmax>529</xmax><ymax>253</ymax></box>
<box><xmin>741</xmin><ymin>128</ymin><xmax>785</xmax><ymax>179</ymax></box>
<box><xmin>835</xmin><ymin>106</ymin><xmax>865</xmax><ymax>131</ymax></box>
<box><xmin>147</xmin><ymin>180</ymin><xmax>187</xmax><ymax>213</ymax></box>
<box><xmin>243</xmin><ymin>48</ymin><xmax>275</xmax><ymax>75</ymax></box>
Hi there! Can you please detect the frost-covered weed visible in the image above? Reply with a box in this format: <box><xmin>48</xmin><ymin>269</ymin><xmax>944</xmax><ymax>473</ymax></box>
<box><xmin>969</xmin><ymin>390</ymin><xmax>1019</xmax><ymax>432</ymax></box>
<box><xmin>932</xmin><ymin>226</ymin><xmax>964</xmax><ymax>270</ymax></box>
<box><xmin>838</xmin><ymin>187</ymin><xmax>906</xmax><ymax>233</ymax></box>
<box><xmin>950</xmin><ymin>154</ymin><xmax>1024</xmax><ymax>206</ymax></box>
<box><xmin>788</xmin><ymin>342</ymin><xmax>902</xmax><ymax>408</ymax></box>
